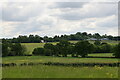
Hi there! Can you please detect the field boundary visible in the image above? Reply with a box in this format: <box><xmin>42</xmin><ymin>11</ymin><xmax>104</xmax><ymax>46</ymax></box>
<box><xmin>1</xmin><ymin>62</ymin><xmax>120</xmax><ymax>67</ymax></box>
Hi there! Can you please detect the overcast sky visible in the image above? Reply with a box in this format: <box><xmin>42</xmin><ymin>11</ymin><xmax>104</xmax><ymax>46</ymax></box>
<box><xmin>0</xmin><ymin>0</ymin><xmax>119</xmax><ymax>38</ymax></box>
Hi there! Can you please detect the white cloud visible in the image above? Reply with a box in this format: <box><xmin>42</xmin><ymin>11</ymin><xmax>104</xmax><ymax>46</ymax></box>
<box><xmin>53</xmin><ymin>2</ymin><xmax>117</xmax><ymax>20</ymax></box>
<box><xmin>1</xmin><ymin>1</ymin><xmax>118</xmax><ymax>38</ymax></box>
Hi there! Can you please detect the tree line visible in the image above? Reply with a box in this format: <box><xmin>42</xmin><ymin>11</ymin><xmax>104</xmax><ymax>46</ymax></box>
<box><xmin>2</xmin><ymin>32</ymin><xmax>120</xmax><ymax>43</ymax></box>
<box><xmin>1</xmin><ymin>40</ymin><xmax>120</xmax><ymax>58</ymax></box>
<box><xmin>32</xmin><ymin>40</ymin><xmax>120</xmax><ymax>58</ymax></box>
<box><xmin>2</xmin><ymin>41</ymin><xmax>26</xmax><ymax>57</ymax></box>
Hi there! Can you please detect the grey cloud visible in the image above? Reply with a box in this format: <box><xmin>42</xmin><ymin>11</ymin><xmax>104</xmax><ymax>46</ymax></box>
<box><xmin>2</xmin><ymin>2</ymin><xmax>45</xmax><ymax>22</ymax></box>
<box><xmin>5</xmin><ymin>16</ymin><xmax>56</xmax><ymax>37</ymax></box>
<box><xmin>1</xmin><ymin>2</ymin><xmax>118</xmax><ymax>38</ymax></box>
<box><xmin>54</xmin><ymin>3</ymin><xmax>117</xmax><ymax>20</ymax></box>
<box><xmin>50</xmin><ymin>2</ymin><xmax>86</xmax><ymax>8</ymax></box>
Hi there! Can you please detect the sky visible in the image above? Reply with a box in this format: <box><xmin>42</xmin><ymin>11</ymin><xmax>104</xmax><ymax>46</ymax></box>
<box><xmin>0</xmin><ymin>0</ymin><xmax>119</xmax><ymax>38</ymax></box>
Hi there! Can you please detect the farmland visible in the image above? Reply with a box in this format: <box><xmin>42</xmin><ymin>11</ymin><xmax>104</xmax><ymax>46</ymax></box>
<box><xmin>2</xmin><ymin>55</ymin><xmax>120</xmax><ymax>64</ymax></box>
<box><xmin>3</xmin><ymin>65</ymin><xmax>119</xmax><ymax>78</ymax></box>
<box><xmin>2</xmin><ymin>53</ymin><xmax>120</xmax><ymax>78</ymax></box>
<box><xmin>2</xmin><ymin>40</ymin><xmax>120</xmax><ymax>78</ymax></box>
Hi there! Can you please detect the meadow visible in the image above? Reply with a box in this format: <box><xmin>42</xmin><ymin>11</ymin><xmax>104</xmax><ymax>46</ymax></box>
<box><xmin>2</xmin><ymin>65</ymin><xmax>119</xmax><ymax>78</ymax></box>
<box><xmin>2</xmin><ymin>54</ymin><xmax>120</xmax><ymax>78</ymax></box>
<box><xmin>2</xmin><ymin>40</ymin><xmax>120</xmax><ymax>78</ymax></box>
<box><xmin>2</xmin><ymin>55</ymin><xmax>119</xmax><ymax>64</ymax></box>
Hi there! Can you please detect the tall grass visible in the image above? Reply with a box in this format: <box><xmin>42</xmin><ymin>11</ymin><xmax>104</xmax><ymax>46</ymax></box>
<box><xmin>2</xmin><ymin>65</ymin><xmax>118</xmax><ymax>78</ymax></box>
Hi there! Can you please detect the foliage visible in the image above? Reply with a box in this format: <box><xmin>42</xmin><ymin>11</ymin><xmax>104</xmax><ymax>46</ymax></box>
<box><xmin>93</xmin><ymin>43</ymin><xmax>112</xmax><ymax>53</ymax></box>
<box><xmin>75</xmin><ymin>41</ymin><xmax>94</xmax><ymax>57</ymax></box>
<box><xmin>2</xmin><ymin>43</ymin><xmax>9</xmax><ymax>57</ymax></box>
<box><xmin>94</xmin><ymin>40</ymin><xmax>101</xmax><ymax>45</ymax></box>
<box><xmin>32</xmin><ymin>48</ymin><xmax>44</xmax><ymax>56</ymax></box>
<box><xmin>113</xmin><ymin>43</ymin><xmax>120</xmax><ymax>58</ymax></box>
<box><xmin>3</xmin><ymin>32</ymin><xmax>120</xmax><ymax>43</ymax></box>
<box><xmin>2</xmin><ymin>42</ymin><xmax>27</xmax><ymax>57</ymax></box>
<box><xmin>56</xmin><ymin>40</ymin><xmax>71</xmax><ymax>57</ymax></box>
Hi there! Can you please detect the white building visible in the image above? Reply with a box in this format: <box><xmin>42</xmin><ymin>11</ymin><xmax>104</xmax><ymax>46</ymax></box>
<box><xmin>41</xmin><ymin>40</ymin><xmax>44</xmax><ymax>43</ymax></box>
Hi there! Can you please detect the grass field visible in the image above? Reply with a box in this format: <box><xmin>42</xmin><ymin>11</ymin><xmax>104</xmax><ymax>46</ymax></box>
<box><xmin>2</xmin><ymin>65</ymin><xmax>119</xmax><ymax>78</ymax></box>
<box><xmin>21</xmin><ymin>42</ymin><xmax>57</xmax><ymax>54</ymax></box>
<box><xmin>2</xmin><ymin>54</ymin><xmax>120</xmax><ymax>78</ymax></box>
<box><xmin>2</xmin><ymin>41</ymin><xmax>120</xmax><ymax>78</ymax></box>
<box><xmin>88</xmin><ymin>53</ymin><xmax>113</xmax><ymax>57</ymax></box>
<box><xmin>2</xmin><ymin>54</ymin><xmax>120</xmax><ymax>64</ymax></box>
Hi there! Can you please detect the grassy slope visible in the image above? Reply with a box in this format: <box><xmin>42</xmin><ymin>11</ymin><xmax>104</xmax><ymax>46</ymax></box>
<box><xmin>2</xmin><ymin>65</ymin><xmax>118</xmax><ymax>78</ymax></box>
<box><xmin>21</xmin><ymin>42</ymin><xmax>57</xmax><ymax>54</ymax></box>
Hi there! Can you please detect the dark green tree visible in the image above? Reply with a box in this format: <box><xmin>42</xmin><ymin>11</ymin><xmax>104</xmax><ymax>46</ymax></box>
<box><xmin>2</xmin><ymin>43</ymin><xmax>9</xmax><ymax>57</ymax></box>
<box><xmin>101</xmin><ymin>43</ymin><xmax>112</xmax><ymax>53</ymax></box>
<box><xmin>44</xmin><ymin>43</ymin><xmax>55</xmax><ymax>56</ymax></box>
<box><xmin>94</xmin><ymin>40</ymin><xmax>101</xmax><ymax>45</ymax></box>
<box><xmin>75</xmin><ymin>41</ymin><xmax>94</xmax><ymax>57</ymax></box>
<box><xmin>32</xmin><ymin>48</ymin><xmax>44</xmax><ymax>56</ymax></box>
<box><xmin>113</xmin><ymin>43</ymin><xmax>120</xmax><ymax>58</ymax></box>
<box><xmin>56</xmin><ymin>40</ymin><xmax>71</xmax><ymax>57</ymax></box>
<box><xmin>10</xmin><ymin>43</ymin><xmax>26</xmax><ymax>56</ymax></box>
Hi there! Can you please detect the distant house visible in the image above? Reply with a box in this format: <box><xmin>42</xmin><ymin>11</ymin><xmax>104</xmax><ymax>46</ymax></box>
<box><xmin>100</xmin><ymin>38</ymin><xmax>109</xmax><ymax>40</ymax></box>
<box><xmin>41</xmin><ymin>40</ymin><xmax>45</xmax><ymax>43</ymax></box>
<box><xmin>87</xmin><ymin>38</ymin><xmax>97</xmax><ymax>41</ymax></box>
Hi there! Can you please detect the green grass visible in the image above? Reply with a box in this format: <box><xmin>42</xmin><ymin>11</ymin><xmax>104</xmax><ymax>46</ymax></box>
<box><xmin>2</xmin><ymin>53</ymin><xmax>120</xmax><ymax>78</ymax></box>
<box><xmin>2</xmin><ymin>54</ymin><xmax>120</xmax><ymax>64</ymax></box>
<box><xmin>21</xmin><ymin>43</ymin><xmax>45</xmax><ymax>54</ymax></box>
<box><xmin>2</xmin><ymin>65</ymin><xmax>119</xmax><ymax>78</ymax></box>
<box><xmin>21</xmin><ymin>42</ymin><xmax>57</xmax><ymax>54</ymax></box>
<box><xmin>2</xmin><ymin>41</ymin><xmax>120</xmax><ymax>78</ymax></box>
<box><xmin>88</xmin><ymin>53</ymin><xmax>113</xmax><ymax>57</ymax></box>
